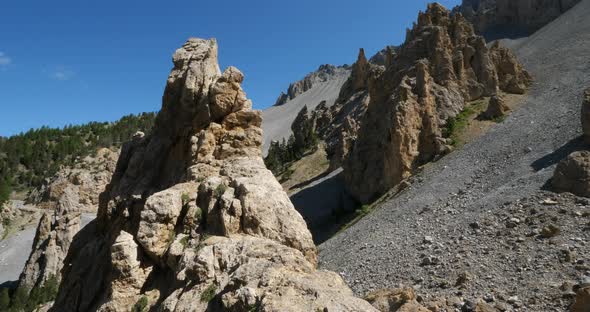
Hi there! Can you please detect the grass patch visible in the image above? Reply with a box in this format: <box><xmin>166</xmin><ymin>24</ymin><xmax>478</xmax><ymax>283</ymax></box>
<box><xmin>200</xmin><ymin>284</ymin><xmax>217</xmax><ymax>303</ymax></box>
<box><xmin>443</xmin><ymin>100</ymin><xmax>486</xmax><ymax>146</ymax></box>
<box><xmin>180</xmin><ymin>236</ymin><xmax>189</xmax><ymax>248</ymax></box>
<box><xmin>132</xmin><ymin>296</ymin><xmax>148</xmax><ymax>312</ymax></box>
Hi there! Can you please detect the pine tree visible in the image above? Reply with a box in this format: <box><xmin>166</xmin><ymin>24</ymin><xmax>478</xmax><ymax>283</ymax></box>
<box><xmin>0</xmin><ymin>288</ymin><xmax>9</xmax><ymax>310</ymax></box>
<box><xmin>0</xmin><ymin>178</ymin><xmax>10</xmax><ymax>207</ymax></box>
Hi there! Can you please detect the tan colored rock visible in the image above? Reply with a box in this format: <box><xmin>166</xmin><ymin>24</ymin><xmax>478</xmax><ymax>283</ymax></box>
<box><xmin>99</xmin><ymin>231</ymin><xmax>152</xmax><ymax>312</ymax></box>
<box><xmin>489</xmin><ymin>41</ymin><xmax>532</xmax><ymax>94</ymax></box>
<box><xmin>571</xmin><ymin>286</ymin><xmax>590</xmax><ymax>312</ymax></box>
<box><xmin>481</xmin><ymin>95</ymin><xmax>509</xmax><ymax>120</ymax></box>
<box><xmin>343</xmin><ymin>3</ymin><xmax>531</xmax><ymax>203</ymax></box>
<box><xmin>582</xmin><ymin>88</ymin><xmax>590</xmax><ymax>144</ymax></box>
<box><xmin>552</xmin><ymin>151</ymin><xmax>590</xmax><ymax>197</ymax></box>
<box><xmin>50</xmin><ymin>38</ymin><xmax>369</xmax><ymax>312</ymax></box>
<box><xmin>169</xmin><ymin>235</ymin><xmax>377</xmax><ymax>312</ymax></box>
<box><xmin>18</xmin><ymin>186</ymin><xmax>81</xmax><ymax>292</ymax></box>
<box><xmin>137</xmin><ymin>188</ymin><xmax>184</xmax><ymax>262</ymax></box>
<box><xmin>27</xmin><ymin>148</ymin><xmax>118</xmax><ymax>213</ymax></box>
<box><xmin>365</xmin><ymin>287</ymin><xmax>420</xmax><ymax>311</ymax></box>
<box><xmin>209</xmin><ymin>66</ymin><xmax>251</xmax><ymax>121</ymax></box>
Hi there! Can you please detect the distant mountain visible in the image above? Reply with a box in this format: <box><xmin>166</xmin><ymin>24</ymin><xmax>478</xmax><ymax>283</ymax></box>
<box><xmin>454</xmin><ymin>0</ymin><xmax>581</xmax><ymax>40</ymax></box>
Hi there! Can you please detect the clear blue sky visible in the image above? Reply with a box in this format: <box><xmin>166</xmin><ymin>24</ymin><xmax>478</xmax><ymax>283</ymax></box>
<box><xmin>0</xmin><ymin>0</ymin><xmax>460</xmax><ymax>136</ymax></box>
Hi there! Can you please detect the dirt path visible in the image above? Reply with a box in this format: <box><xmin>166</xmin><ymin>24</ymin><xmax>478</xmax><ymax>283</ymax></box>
<box><xmin>319</xmin><ymin>1</ymin><xmax>590</xmax><ymax>310</ymax></box>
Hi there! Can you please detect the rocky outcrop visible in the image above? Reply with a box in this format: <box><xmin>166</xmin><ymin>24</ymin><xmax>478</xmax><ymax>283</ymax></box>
<box><xmin>582</xmin><ymin>88</ymin><xmax>590</xmax><ymax>144</ymax></box>
<box><xmin>552</xmin><ymin>151</ymin><xmax>590</xmax><ymax>197</ymax></box>
<box><xmin>27</xmin><ymin>148</ymin><xmax>118</xmax><ymax>212</ymax></box>
<box><xmin>343</xmin><ymin>3</ymin><xmax>531</xmax><ymax>203</ymax></box>
<box><xmin>18</xmin><ymin>186</ymin><xmax>81</xmax><ymax>293</ymax></box>
<box><xmin>50</xmin><ymin>38</ymin><xmax>374</xmax><ymax>312</ymax></box>
<box><xmin>481</xmin><ymin>95</ymin><xmax>509</xmax><ymax>120</ymax></box>
<box><xmin>454</xmin><ymin>0</ymin><xmax>581</xmax><ymax>39</ymax></box>
<box><xmin>572</xmin><ymin>278</ymin><xmax>590</xmax><ymax>312</ymax></box>
<box><xmin>273</xmin><ymin>64</ymin><xmax>350</xmax><ymax>106</ymax></box>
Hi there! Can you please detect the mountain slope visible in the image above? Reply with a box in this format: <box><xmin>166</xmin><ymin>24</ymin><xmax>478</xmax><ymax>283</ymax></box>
<box><xmin>262</xmin><ymin>66</ymin><xmax>350</xmax><ymax>153</ymax></box>
<box><xmin>320</xmin><ymin>1</ymin><xmax>590</xmax><ymax>310</ymax></box>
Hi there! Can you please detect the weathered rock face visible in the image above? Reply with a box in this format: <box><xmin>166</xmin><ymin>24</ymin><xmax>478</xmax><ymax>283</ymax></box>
<box><xmin>343</xmin><ymin>3</ymin><xmax>531</xmax><ymax>203</ymax></box>
<box><xmin>27</xmin><ymin>148</ymin><xmax>118</xmax><ymax>212</ymax></box>
<box><xmin>582</xmin><ymin>88</ymin><xmax>590</xmax><ymax>144</ymax></box>
<box><xmin>552</xmin><ymin>151</ymin><xmax>590</xmax><ymax>197</ymax></box>
<box><xmin>18</xmin><ymin>186</ymin><xmax>81</xmax><ymax>293</ymax></box>
<box><xmin>50</xmin><ymin>38</ymin><xmax>373</xmax><ymax>312</ymax></box>
<box><xmin>302</xmin><ymin>49</ymin><xmax>381</xmax><ymax>170</ymax></box>
<box><xmin>454</xmin><ymin>0</ymin><xmax>581</xmax><ymax>39</ymax></box>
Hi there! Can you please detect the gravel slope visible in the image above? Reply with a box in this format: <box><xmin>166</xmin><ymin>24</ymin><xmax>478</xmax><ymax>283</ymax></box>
<box><xmin>320</xmin><ymin>1</ymin><xmax>590</xmax><ymax>310</ymax></box>
<box><xmin>261</xmin><ymin>69</ymin><xmax>350</xmax><ymax>153</ymax></box>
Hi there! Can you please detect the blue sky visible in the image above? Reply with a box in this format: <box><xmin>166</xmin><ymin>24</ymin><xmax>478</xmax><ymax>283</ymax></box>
<box><xmin>0</xmin><ymin>0</ymin><xmax>460</xmax><ymax>136</ymax></box>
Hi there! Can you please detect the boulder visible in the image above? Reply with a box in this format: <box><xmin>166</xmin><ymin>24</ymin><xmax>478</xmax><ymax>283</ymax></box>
<box><xmin>571</xmin><ymin>286</ymin><xmax>590</xmax><ymax>312</ymax></box>
<box><xmin>365</xmin><ymin>287</ymin><xmax>426</xmax><ymax>311</ymax></box>
<box><xmin>552</xmin><ymin>151</ymin><xmax>590</xmax><ymax>197</ymax></box>
<box><xmin>481</xmin><ymin>95</ymin><xmax>509</xmax><ymax>120</ymax></box>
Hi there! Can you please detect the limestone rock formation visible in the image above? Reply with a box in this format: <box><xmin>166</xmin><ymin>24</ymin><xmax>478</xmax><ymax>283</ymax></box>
<box><xmin>481</xmin><ymin>95</ymin><xmax>509</xmax><ymax>120</ymax></box>
<box><xmin>454</xmin><ymin>0</ymin><xmax>581</xmax><ymax>39</ymax></box>
<box><xmin>343</xmin><ymin>3</ymin><xmax>531</xmax><ymax>203</ymax></box>
<box><xmin>27</xmin><ymin>148</ymin><xmax>118</xmax><ymax>212</ymax></box>
<box><xmin>582</xmin><ymin>88</ymin><xmax>590</xmax><ymax>144</ymax></box>
<box><xmin>552</xmin><ymin>151</ymin><xmax>590</xmax><ymax>197</ymax></box>
<box><xmin>18</xmin><ymin>186</ymin><xmax>81</xmax><ymax>293</ymax></box>
<box><xmin>305</xmin><ymin>48</ymin><xmax>382</xmax><ymax>170</ymax></box>
<box><xmin>49</xmin><ymin>38</ymin><xmax>374</xmax><ymax>312</ymax></box>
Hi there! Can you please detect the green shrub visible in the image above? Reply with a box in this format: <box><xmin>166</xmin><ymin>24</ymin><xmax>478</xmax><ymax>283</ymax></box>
<box><xmin>214</xmin><ymin>184</ymin><xmax>227</xmax><ymax>198</ymax></box>
<box><xmin>181</xmin><ymin>193</ymin><xmax>190</xmax><ymax>206</ymax></box>
<box><xmin>194</xmin><ymin>207</ymin><xmax>203</xmax><ymax>220</ymax></box>
<box><xmin>180</xmin><ymin>236</ymin><xmax>189</xmax><ymax>248</ymax></box>
<box><xmin>0</xmin><ymin>288</ymin><xmax>10</xmax><ymax>311</ymax></box>
<box><xmin>25</xmin><ymin>274</ymin><xmax>60</xmax><ymax>310</ymax></box>
<box><xmin>200</xmin><ymin>284</ymin><xmax>217</xmax><ymax>302</ymax></box>
<box><xmin>443</xmin><ymin>100</ymin><xmax>486</xmax><ymax>146</ymax></box>
<box><xmin>132</xmin><ymin>296</ymin><xmax>149</xmax><ymax>312</ymax></box>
